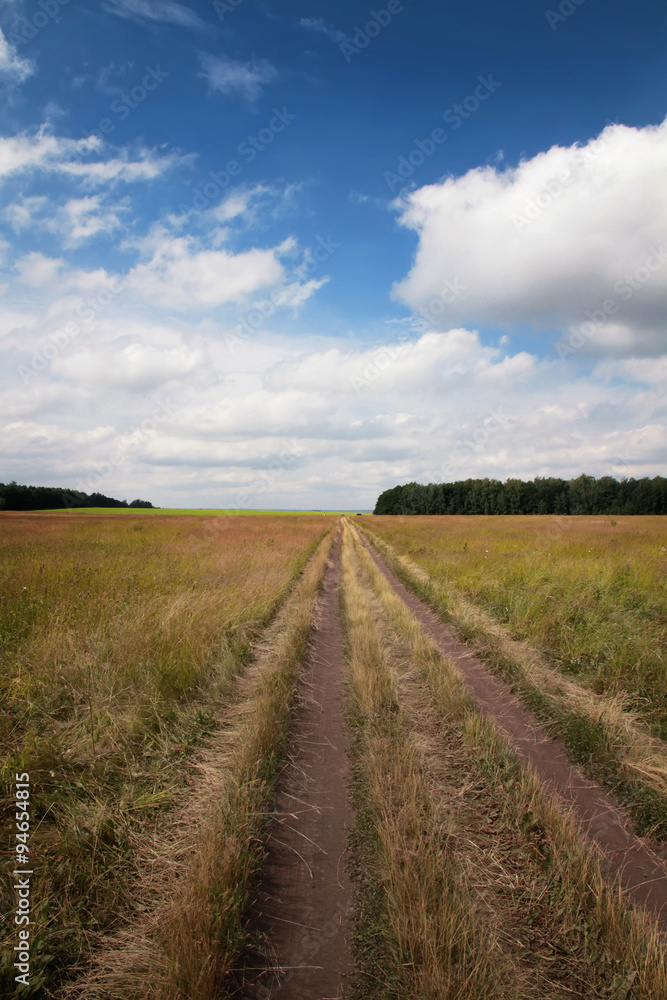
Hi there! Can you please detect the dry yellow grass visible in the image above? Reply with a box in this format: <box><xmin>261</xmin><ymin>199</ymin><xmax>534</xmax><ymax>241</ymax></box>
<box><xmin>61</xmin><ymin>527</ymin><xmax>335</xmax><ymax>1000</ymax></box>
<box><xmin>366</xmin><ymin>514</ymin><xmax>667</xmax><ymax>727</ymax></box>
<box><xmin>341</xmin><ymin>521</ymin><xmax>501</xmax><ymax>999</ymax></box>
<box><xmin>344</xmin><ymin>519</ymin><xmax>667</xmax><ymax>999</ymax></box>
<box><xmin>360</xmin><ymin>520</ymin><xmax>667</xmax><ymax>839</ymax></box>
<box><xmin>0</xmin><ymin>512</ymin><xmax>330</xmax><ymax>997</ymax></box>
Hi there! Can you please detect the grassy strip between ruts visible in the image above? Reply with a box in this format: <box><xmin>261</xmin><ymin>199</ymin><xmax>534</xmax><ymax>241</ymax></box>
<box><xmin>358</xmin><ymin>523</ymin><xmax>667</xmax><ymax>843</ymax></box>
<box><xmin>39</xmin><ymin>527</ymin><xmax>334</xmax><ymax>999</ymax></box>
<box><xmin>343</xmin><ymin>520</ymin><xmax>667</xmax><ymax>999</ymax></box>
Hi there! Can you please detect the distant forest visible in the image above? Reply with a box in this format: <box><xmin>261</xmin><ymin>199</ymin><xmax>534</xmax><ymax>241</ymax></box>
<box><xmin>374</xmin><ymin>475</ymin><xmax>667</xmax><ymax>516</ymax></box>
<box><xmin>0</xmin><ymin>482</ymin><xmax>154</xmax><ymax>511</ymax></box>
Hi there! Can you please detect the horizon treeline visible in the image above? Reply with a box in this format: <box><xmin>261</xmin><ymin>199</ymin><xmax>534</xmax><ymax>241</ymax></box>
<box><xmin>374</xmin><ymin>475</ymin><xmax>667</xmax><ymax>516</ymax></box>
<box><xmin>0</xmin><ymin>482</ymin><xmax>155</xmax><ymax>511</ymax></box>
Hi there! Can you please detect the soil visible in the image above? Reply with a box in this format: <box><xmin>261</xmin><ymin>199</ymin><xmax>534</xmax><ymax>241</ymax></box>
<box><xmin>237</xmin><ymin>531</ymin><xmax>354</xmax><ymax>999</ymax></box>
<box><xmin>360</xmin><ymin>533</ymin><xmax>667</xmax><ymax>932</ymax></box>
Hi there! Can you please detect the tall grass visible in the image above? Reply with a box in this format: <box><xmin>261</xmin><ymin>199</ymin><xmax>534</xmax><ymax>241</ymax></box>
<box><xmin>63</xmin><ymin>527</ymin><xmax>336</xmax><ymax>1000</ymax></box>
<box><xmin>360</xmin><ymin>519</ymin><xmax>667</xmax><ymax>839</ymax></box>
<box><xmin>0</xmin><ymin>513</ymin><xmax>329</xmax><ymax>996</ymax></box>
<box><xmin>366</xmin><ymin>516</ymin><xmax>667</xmax><ymax>732</ymax></box>
<box><xmin>341</xmin><ymin>522</ymin><xmax>502</xmax><ymax>999</ymax></box>
<box><xmin>346</xmin><ymin>520</ymin><xmax>667</xmax><ymax>999</ymax></box>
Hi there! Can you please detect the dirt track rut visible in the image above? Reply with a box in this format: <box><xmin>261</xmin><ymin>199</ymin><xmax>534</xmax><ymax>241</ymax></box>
<box><xmin>238</xmin><ymin>531</ymin><xmax>353</xmax><ymax>1000</ymax></box>
<box><xmin>236</xmin><ymin>522</ymin><xmax>667</xmax><ymax>999</ymax></box>
<box><xmin>359</xmin><ymin>529</ymin><xmax>667</xmax><ymax>931</ymax></box>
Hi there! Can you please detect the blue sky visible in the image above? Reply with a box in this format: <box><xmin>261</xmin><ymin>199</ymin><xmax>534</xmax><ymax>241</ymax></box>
<box><xmin>0</xmin><ymin>0</ymin><xmax>666</xmax><ymax>508</ymax></box>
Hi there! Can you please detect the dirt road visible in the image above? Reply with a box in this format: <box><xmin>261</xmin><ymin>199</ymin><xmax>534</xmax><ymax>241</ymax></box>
<box><xmin>238</xmin><ymin>532</ymin><xmax>354</xmax><ymax>1000</ymax></box>
<box><xmin>232</xmin><ymin>521</ymin><xmax>667</xmax><ymax>997</ymax></box>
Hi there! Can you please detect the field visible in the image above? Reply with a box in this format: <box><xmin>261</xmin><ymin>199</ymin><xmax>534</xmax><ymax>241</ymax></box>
<box><xmin>2</xmin><ymin>511</ymin><xmax>667</xmax><ymax>999</ymax></box>
<box><xmin>362</xmin><ymin>516</ymin><xmax>667</xmax><ymax>720</ymax></box>
<box><xmin>41</xmin><ymin>508</ymin><xmax>370</xmax><ymax>516</ymax></box>
<box><xmin>361</xmin><ymin>516</ymin><xmax>667</xmax><ymax>838</ymax></box>
<box><xmin>0</xmin><ymin>512</ymin><xmax>332</xmax><ymax>996</ymax></box>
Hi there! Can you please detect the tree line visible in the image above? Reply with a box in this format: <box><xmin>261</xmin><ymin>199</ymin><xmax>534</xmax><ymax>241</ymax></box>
<box><xmin>0</xmin><ymin>482</ymin><xmax>154</xmax><ymax>511</ymax></box>
<box><xmin>374</xmin><ymin>475</ymin><xmax>667</xmax><ymax>516</ymax></box>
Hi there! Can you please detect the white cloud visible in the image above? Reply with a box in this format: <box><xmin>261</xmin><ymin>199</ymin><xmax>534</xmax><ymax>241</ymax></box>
<box><xmin>0</xmin><ymin>27</ymin><xmax>33</xmax><ymax>82</ymax></box>
<box><xmin>271</xmin><ymin>278</ymin><xmax>329</xmax><ymax>309</ymax></box>
<box><xmin>393</xmin><ymin>118</ymin><xmax>667</xmax><ymax>356</ymax></box>
<box><xmin>103</xmin><ymin>0</ymin><xmax>203</xmax><ymax>28</ymax></box>
<box><xmin>299</xmin><ymin>18</ymin><xmax>347</xmax><ymax>44</ymax></box>
<box><xmin>60</xmin><ymin>148</ymin><xmax>183</xmax><ymax>187</ymax></box>
<box><xmin>213</xmin><ymin>184</ymin><xmax>275</xmax><ymax>224</ymax></box>
<box><xmin>2</xmin><ymin>317</ymin><xmax>666</xmax><ymax>506</ymax></box>
<box><xmin>96</xmin><ymin>60</ymin><xmax>136</xmax><ymax>95</ymax></box>
<box><xmin>197</xmin><ymin>52</ymin><xmax>278</xmax><ymax>103</ymax></box>
<box><xmin>12</xmin><ymin>252</ymin><xmax>123</xmax><ymax>295</ymax></box>
<box><xmin>53</xmin><ymin>343</ymin><xmax>202</xmax><ymax>390</ymax></box>
<box><xmin>8</xmin><ymin>195</ymin><xmax>127</xmax><ymax>245</ymax></box>
<box><xmin>14</xmin><ymin>251</ymin><xmax>64</xmax><ymax>287</ymax></box>
<box><xmin>126</xmin><ymin>235</ymin><xmax>304</xmax><ymax>309</ymax></box>
<box><xmin>6</xmin><ymin>195</ymin><xmax>47</xmax><ymax>231</ymax></box>
<box><xmin>0</xmin><ymin>128</ymin><xmax>182</xmax><ymax>186</ymax></box>
<box><xmin>50</xmin><ymin>196</ymin><xmax>126</xmax><ymax>246</ymax></box>
<box><xmin>0</xmin><ymin>131</ymin><xmax>99</xmax><ymax>179</ymax></box>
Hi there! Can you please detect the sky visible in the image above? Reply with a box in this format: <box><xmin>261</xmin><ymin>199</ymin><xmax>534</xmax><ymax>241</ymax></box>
<box><xmin>0</xmin><ymin>0</ymin><xmax>666</xmax><ymax>509</ymax></box>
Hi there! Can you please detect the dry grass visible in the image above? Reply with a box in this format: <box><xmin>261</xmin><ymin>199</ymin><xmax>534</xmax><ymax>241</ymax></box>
<box><xmin>61</xmin><ymin>527</ymin><xmax>335</xmax><ymax>1000</ymax></box>
<box><xmin>345</xmin><ymin>518</ymin><xmax>667</xmax><ymax>999</ymax></box>
<box><xmin>365</xmin><ymin>515</ymin><xmax>667</xmax><ymax>729</ymax></box>
<box><xmin>360</xmin><ymin>520</ymin><xmax>667</xmax><ymax>838</ymax></box>
<box><xmin>341</xmin><ymin>521</ymin><xmax>503</xmax><ymax>999</ymax></box>
<box><xmin>0</xmin><ymin>512</ymin><xmax>330</xmax><ymax>997</ymax></box>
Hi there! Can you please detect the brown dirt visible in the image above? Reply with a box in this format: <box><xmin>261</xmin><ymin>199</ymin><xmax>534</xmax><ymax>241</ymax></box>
<box><xmin>360</xmin><ymin>531</ymin><xmax>667</xmax><ymax>932</ymax></box>
<box><xmin>235</xmin><ymin>530</ymin><xmax>354</xmax><ymax>999</ymax></box>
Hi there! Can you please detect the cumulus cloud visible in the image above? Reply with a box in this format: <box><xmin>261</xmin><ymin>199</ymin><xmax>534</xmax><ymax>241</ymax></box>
<box><xmin>2</xmin><ymin>317</ymin><xmax>666</xmax><ymax>505</ymax></box>
<box><xmin>30</xmin><ymin>196</ymin><xmax>127</xmax><ymax>246</ymax></box>
<box><xmin>126</xmin><ymin>235</ymin><xmax>290</xmax><ymax>309</ymax></box>
<box><xmin>5</xmin><ymin>194</ymin><xmax>48</xmax><ymax>232</ymax></box>
<box><xmin>0</xmin><ymin>28</ymin><xmax>33</xmax><ymax>82</ymax></box>
<box><xmin>197</xmin><ymin>52</ymin><xmax>277</xmax><ymax>103</ymax></box>
<box><xmin>392</xmin><ymin>118</ymin><xmax>667</xmax><ymax>356</ymax></box>
<box><xmin>14</xmin><ymin>251</ymin><xmax>64</xmax><ymax>286</ymax></box>
<box><xmin>52</xmin><ymin>343</ymin><xmax>202</xmax><ymax>390</ymax></box>
<box><xmin>58</xmin><ymin>197</ymin><xmax>125</xmax><ymax>245</ymax></box>
<box><xmin>0</xmin><ymin>128</ymin><xmax>182</xmax><ymax>186</ymax></box>
<box><xmin>118</xmin><ymin>232</ymin><xmax>326</xmax><ymax>313</ymax></box>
